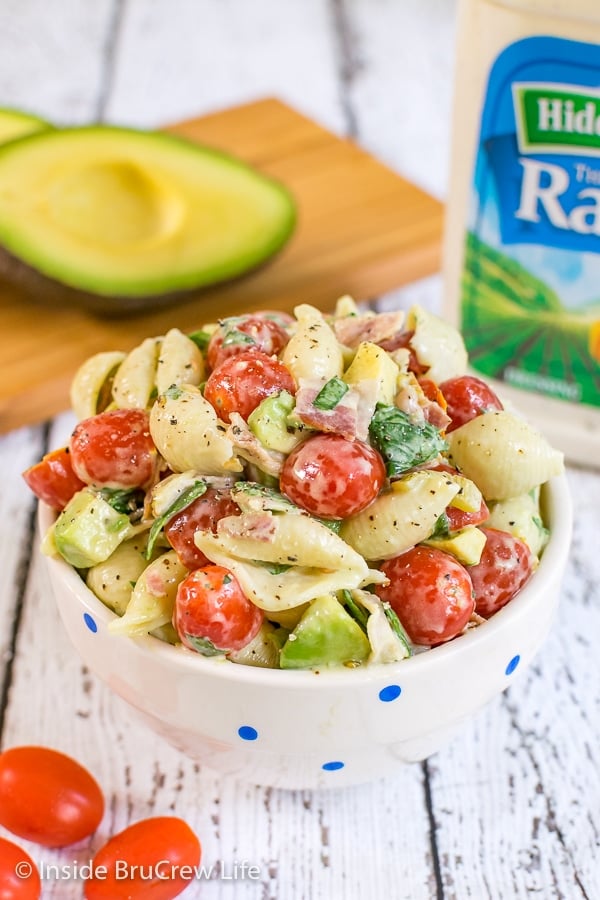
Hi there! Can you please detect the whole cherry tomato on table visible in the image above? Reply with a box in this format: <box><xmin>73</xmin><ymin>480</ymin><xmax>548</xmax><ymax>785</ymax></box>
<box><xmin>468</xmin><ymin>527</ymin><xmax>535</xmax><ymax>618</ymax></box>
<box><xmin>0</xmin><ymin>746</ymin><xmax>104</xmax><ymax>848</ymax></box>
<box><xmin>22</xmin><ymin>446</ymin><xmax>85</xmax><ymax>510</ymax></box>
<box><xmin>439</xmin><ymin>375</ymin><xmax>504</xmax><ymax>433</ymax></box>
<box><xmin>204</xmin><ymin>351</ymin><xmax>296</xmax><ymax>423</ymax></box>
<box><xmin>280</xmin><ymin>433</ymin><xmax>386</xmax><ymax>520</ymax></box>
<box><xmin>207</xmin><ymin>314</ymin><xmax>289</xmax><ymax>370</ymax></box>
<box><xmin>70</xmin><ymin>408</ymin><xmax>156</xmax><ymax>489</ymax></box>
<box><xmin>84</xmin><ymin>816</ymin><xmax>201</xmax><ymax>900</ymax></box>
<box><xmin>165</xmin><ymin>488</ymin><xmax>241</xmax><ymax>569</ymax></box>
<box><xmin>0</xmin><ymin>837</ymin><xmax>41</xmax><ymax>899</ymax></box>
<box><xmin>376</xmin><ymin>546</ymin><xmax>475</xmax><ymax>646</ymax></box>
<box><xmin>174</xmin><ymin>565</ymin><xmax>264</xmax><ymax>653</ymax></box>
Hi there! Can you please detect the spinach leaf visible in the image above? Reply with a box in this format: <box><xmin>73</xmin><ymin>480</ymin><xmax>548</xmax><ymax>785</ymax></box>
<box><xmin>340</xmin><ymin>589</ymin><xmax>369</xmax><ymax>632</ymax></box>
<box><xmin>369</xmin><ymin>404</ymin><xmax>447</xmax><ymax>477</ymax></box>
<box><xmin>187</xmin><ymin>329</ymin><xmax>212</xmax><ymax>352</ymax></box>
<box><xmin>313</xmin><ymin>376</ymin><xmax>349</xmax><ymax>411</ymax></box>
<box><xmin>429</xmin><ymin>511</ymin><xmax>450</xmax><ymax>539</ymax></box>
<box><xmin>382</xmin><ymin>603</ymin><xmax>413</xmax><ymax>657</ymax></box>
<box><xmin>184</xmin><ymin>634</ymin><xmax>224</xmax><ymax>657</ymax></box>
<box><xmin>146</xmin><ymin>481</ymin><xmax>208</xmax><ymax>559</ymax></box>
<box><xmin>98</xmin><ymin>487</ymin><xmax>144</xmax><ymax>516</ymax></box>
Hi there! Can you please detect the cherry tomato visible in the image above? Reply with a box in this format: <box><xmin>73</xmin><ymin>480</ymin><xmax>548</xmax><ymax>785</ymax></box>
<box><xmin>439</xmin><ymin>375</ymin><xmax>503</xmax><ymax>433</ymax></box>
<box><xmin>204</xmin><ymin>351</ymin><xmax>296</xmax><ymax>423</ymax></box>
<box><xmin>85</xmin><ymin>816</ymin><xmax>201</xmax><ymax>900</ymax></box>
<box><xmin>431</xmin><ymin>463</ymin><xmax>489</xmax><ymax>531</ymax></box>
<box><xmin>468</xmin><ymin>527</ymin><xmax>535</xmax><ymax>618</ymax></box>
<box><xmin>377</xmin><ymin>546</ymin><xmax>475</xmax><ymax>646</ymax></box>
<box><xmin>22</xmin><ymin>447</ymin><xmax>86</xmax><ymax>510</ymax></box>
<box><xmin>207</xmin><ymin>314</ymin><xmax>289</xmax><ymax>370</ymax></box>
<box><xmin>70</xmin><ymin>408</ymin><xmax>156</xmax><ymax>489</ymax></box>
<box><xmin>165</xmin><ymin>488</ymin><xmax>241</xmax><ymax>569</ymax></box>
<box><xmin>174</xmin><ymin>565</ymin><xmax>264</xmax><ymax>652</ymax></box>
<box><xmin>0</xmin><ymin>837</ymin><xmax>41</xmax><ymax>899</ymax></box>
<box><xmin>280</xmin><ymin>433</ymin><xmax>386</xmax><ymax>520</ymax></box>
<box><xmin>0</xmin><ymin>746</ymin><xmax>104</xmax><ymax>848</ymax></box>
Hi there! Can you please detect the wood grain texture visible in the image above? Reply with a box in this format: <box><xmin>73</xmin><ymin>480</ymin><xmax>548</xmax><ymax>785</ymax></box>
<box><xmin>0</xmin><ymin>97</ymin><xmax>442</xmax><ymax>434</ymax></box>
<box><xmin>0</xmin><ymin>2</ymin><xmax>599</xmax><ymax>899</ymax></box>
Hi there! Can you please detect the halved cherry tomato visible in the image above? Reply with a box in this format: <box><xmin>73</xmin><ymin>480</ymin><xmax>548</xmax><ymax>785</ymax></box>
<box><xmin>85</xmin><ymin>816</ymin><xmax>201</xmax><ymax>900</ymax></box>
<box><xmin>439</xmin><ymin>375</ymin><xmax>503</xmax><ymax>433</ymax></box>
<box><xmin>468</xmin><ymin>527</ymin><xmax>535</xmax><ymax>618</ymax></box>
<box><xmin>377</xmin><ymin>546</ymin><xmax>475</xmax><ymax>646</ymax></box>
<box><xmin>165</xmin><ymin>489</ymin><xmax>241</xmax><ymax>569</ymax></box>
<box><xmin>207</xmin><ymin>314</ymin><xmax>289</xmax><ymax>370</ymax></box>
<box><xmin>70</xmin><ymin>408</ymin><xmax>156</xmax><ymax>489</ymax></box>
<box><xmin>431</xmin><ymin>463</ymin><xmax>489</xmax><ymax>531</ymax></box>
<box><xmin>280</xmin><ymin>433</ymin><xmax>386</xmax><ymax>520</ymax></box>
<box><xmin>174</xmin><ymin>565</ymin><xmax>263</xmax><ymax>653</ymax></box>
<box><xmin>0</xmin><ymin>837</ymin><xmax>41</xmax><ymax>899</ymax></box>
<box><xmin>0</xmin><ymin>746</ymin><xmax>104</xmax><ymax>848</ymax></box>
<box><xmin>204</xmin><ymin>351</ymin><xmax>296</xmax><ymax>423</ymax></box>
<box><xmin>22</xmin><ymin>447</ymin><xmax>85</xmax><ymax>510</ymax></box>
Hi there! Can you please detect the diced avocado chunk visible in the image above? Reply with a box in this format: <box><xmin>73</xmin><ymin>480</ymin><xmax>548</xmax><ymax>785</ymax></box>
<box><xmin>247</xmin><ymin>390</ymin><xmax>300</xmax><ymax>453</ymax></box>
<box><xmin>54</xmin><ymin>489</ymin><xmax>131</xmax><ymax>569</ymax></box>
<box><xmin>280</xmin><ymin>594</ymin><xmax>371</xmax><ymax>669</ymax></box>
<box><xmin>423</xmin><ymin>525</ymin><xmax>487</xmax><ymax>566</ymax></box>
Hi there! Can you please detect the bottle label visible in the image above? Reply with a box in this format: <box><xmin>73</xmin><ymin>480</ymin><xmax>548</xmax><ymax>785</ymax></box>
<box><xmin>462</xmin><ymin>36</ymin><xmax>600</xmax><ymax>407</ymax></box>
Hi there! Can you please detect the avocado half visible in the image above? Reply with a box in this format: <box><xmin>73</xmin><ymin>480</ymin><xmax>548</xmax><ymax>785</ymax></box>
<box><xmin>0</xmin><ymin>125</ymin><xmax>296</xmax><ymax>314</ymax></box>
<box><xmin>0</xmin><ymin>107</ymin><xmax>50</xmax><ymax>144</ymax></box>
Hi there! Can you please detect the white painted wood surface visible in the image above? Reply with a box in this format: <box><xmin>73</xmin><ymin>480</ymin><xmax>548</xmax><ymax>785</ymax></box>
<box><xmin>0</xmin><ymin>2</ymin><xmax>599</xmax><ymax>898</ymax></box>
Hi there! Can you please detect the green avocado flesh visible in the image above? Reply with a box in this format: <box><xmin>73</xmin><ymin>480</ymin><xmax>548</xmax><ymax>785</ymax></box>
<box><xmin>0</xmin><ymin>125</ymin><xmax>296</xmax><ymax>303</ymax></box>
<box><xmin>0</xmin><ymin>108</ymin><xmax>49</xmax><ymax>144</ymax></box>
<box><xmin>280</xmin><ymin>595</ymin><xmax>371</xmax><ymax>670</ymax></box>
<box><xmin>54</xmin><ymin>490</ymin><xmax>130</xmax><ymax>569</ymax></box>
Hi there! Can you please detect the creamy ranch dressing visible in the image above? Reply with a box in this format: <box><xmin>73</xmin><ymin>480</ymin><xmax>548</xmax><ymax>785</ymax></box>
<box><xmin>444</xmin><ymin>0</ymin><xmax>600</xmax><ymax>465</ymax></box>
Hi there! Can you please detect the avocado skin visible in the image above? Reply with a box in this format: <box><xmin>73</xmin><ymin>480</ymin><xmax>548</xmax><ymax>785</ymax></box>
<box><xmin>0</xmin><ymin>125</ymin><xmax>297</xmax><ymax>316</ymax></box>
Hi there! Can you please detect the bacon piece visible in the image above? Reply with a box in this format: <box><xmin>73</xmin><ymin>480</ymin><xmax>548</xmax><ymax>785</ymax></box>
<box><xmin>145</xmin><ymin>569</ymin><xmax>167</xmax><ymax>597</ymax></box>
<box><xmin>226</xmin><ymin>413</ymin><xmax>285</xmax><ymax>477</ymax></box>
<box><xmin>394</xmin><ymin>372</ymin><xmax>450</xmax><ymax>430</ymax></box>
<box><xmin>333</xmin><ymin>311</ymin><xmax>405</xmax><ymax>348</ymax></box>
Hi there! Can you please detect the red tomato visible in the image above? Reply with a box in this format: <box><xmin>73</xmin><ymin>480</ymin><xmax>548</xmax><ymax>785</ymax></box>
<box><xmin>207</xmin><ymin>314</ymin><xmax>289</xmax><ymax>370</ymax></box>
<box><xmin>0</xmin><ymin>837</ymin><xmax>41</xmax><ymax>899</ymax></box>
<box><xmin>468</xmin><ymin>527</ymin><xmax>535</xmax><ymax>618</ymax></box>
<box><xmin>204</xmin><ymin>351</ymin><xmax>296</xmax><ymax>423</ymax></box>
<box><xmin>22</xmin><ymin>447</ymin><xmax>86</xmax><ymax>510</ymax></box>
<box><xmin>165</xmin><ymin>488</ymin><xmax>241</xmax><ymax>569</ymax></box>
<box><xmin>439</xmin><ymin>375</ymin><xmax>503</xmax><ymax>433</ymax></box>
<box><xmin>280</xmin><ymin>433</ymin><xmax>386</xmax><ymax>520</ymax></box>
<box><xmin>377</xmin><ymin>546</ymin><xmax>475</xmax><ymax>646</ymax></box>
<box><xmin>85</xmin><ymin>816</ymin><xmax>201</xmax><ymax>900</ymax></box>
<box><xmin>430</xmin><ymin>463</ymin><xmax>489</xmax><ymax>531</ymax></box>
<box><xmin>0</xmin><ymin>746</ymin><xmax>104</xmax><ymax>848</ymax></box>
<box><xmin>174</xmin><ymin>565</ymin><xmax>264</xmax><ymax>652</ymax></box>
<box><xmin>70</xmin><ymin>408</ymin><xmax>156</xmax><ymax>489</ymax></box>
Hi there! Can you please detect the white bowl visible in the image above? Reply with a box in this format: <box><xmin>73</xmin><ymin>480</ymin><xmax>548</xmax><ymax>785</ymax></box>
<box><xmin>40</xmin><ymin>474</ymin><xmax>572</xmax><ymax>790</ymax></box>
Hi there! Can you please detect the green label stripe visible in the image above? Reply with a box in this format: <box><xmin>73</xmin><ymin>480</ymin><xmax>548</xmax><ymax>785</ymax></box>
<box><xmin>513</xmin><ymin>82</ymin><xmax>600</xmax><ymax>156</ymax></box>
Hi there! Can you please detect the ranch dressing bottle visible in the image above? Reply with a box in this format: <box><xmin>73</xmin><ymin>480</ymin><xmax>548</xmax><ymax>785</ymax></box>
<box><xmin>443</xmin><ymin>0</ymin><xmax>600</xmax><ymax>465</ymax></box>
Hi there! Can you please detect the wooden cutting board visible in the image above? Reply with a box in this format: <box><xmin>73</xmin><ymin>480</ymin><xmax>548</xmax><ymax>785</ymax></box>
<box><xmin>0</xmin><ymin>98</ymin><xmax>443</xmax><ymax>433</ymax></box>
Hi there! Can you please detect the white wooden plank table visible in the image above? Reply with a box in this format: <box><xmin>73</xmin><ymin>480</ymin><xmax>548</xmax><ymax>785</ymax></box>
<box><xmin>0</xmin><ymin>2</ymin><xmax>599</xmax><ymax>898</ymax></box>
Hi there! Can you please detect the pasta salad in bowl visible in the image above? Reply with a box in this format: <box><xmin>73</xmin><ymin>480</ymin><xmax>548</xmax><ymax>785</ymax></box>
<box><xmin>28</xmin><ymin>298</ymin><xmax>571</xmax><ymax>788</ymax></box>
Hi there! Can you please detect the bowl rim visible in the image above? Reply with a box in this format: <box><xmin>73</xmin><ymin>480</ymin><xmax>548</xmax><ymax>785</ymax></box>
<box><xmin>40</xmin><ymin>471</ymin><xmax>573</xmax><ymax>690</ymax></box>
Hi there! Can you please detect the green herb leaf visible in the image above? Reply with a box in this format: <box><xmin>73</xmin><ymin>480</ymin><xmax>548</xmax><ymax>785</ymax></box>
<box><xmin>316</xmin><ymin>517</ymin><xmax>342</xmax><ymax>534</ymax></box>
<box><xmin>253</xmin><ymin>561</ymin><xmax>293</xmax><ymax>575</ymax></box>
<box><xmin>369</xmin><ymin>404</ymin><xmax>447</xmax><ymax>477</ymax></box>
<box><xmin>340</xmin><ymin>589</ymin><xmax>369</xmax><ymax>632</ymax></box>
<box><xmin>184</xmin><ymin>634</ymin><xmax>224</xmax><ymax>657</ymax></box>
<box><xmin>98</xmin><ymin>487</ymin><xmax>143</xmax><ymax>516</ymax></box>
<box><xmin>188</xmin><ymin>330</ymin><xmax>212</xmax><ymax>352</ymax></box>
<box><xmin>222</xmin><ymin>328</ymin><xmax>255</xmax><ymax>348</ymax></box>
<box><xmin>430</xmin><ymin>511</ymin><xmax>450</xmax><ymax>539</ymax></box>
<box><xmin>313</xmin><ymin>376</ymin><xmax>349</xmax><ymax>411</ymax></box>
<box><xmin>164</xmin><ymin>384</ymin><xmax>184</xmax><ymax>400</ymax></box>
<box><xmin>382</xmin><ymin>603</ymin><xmax>413</xmax><ymax>657</ymax></box>
<box><xmin>146</xmin><ymin>481</ymin><xmax>208</xmax><ymax>559</ymax></box>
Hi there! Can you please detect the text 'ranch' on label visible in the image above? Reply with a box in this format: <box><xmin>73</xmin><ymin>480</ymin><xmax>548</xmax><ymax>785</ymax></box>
<box><xmin>462</xmin><ymin>35</ymin><xmax>600</xmax><ymax>408</ymax></box>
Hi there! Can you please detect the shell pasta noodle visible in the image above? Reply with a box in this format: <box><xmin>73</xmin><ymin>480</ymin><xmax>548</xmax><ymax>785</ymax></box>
<box><xmin>25</xmin><ymin>298</ymin><xmax>565</xmax><ymax>669</ymax></box>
